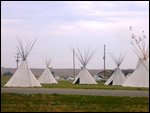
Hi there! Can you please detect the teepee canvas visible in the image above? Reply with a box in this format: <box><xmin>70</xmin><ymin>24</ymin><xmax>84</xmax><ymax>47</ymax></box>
<box><xmin>105</xmin><ymin>53</ymin><xmax>126</xmax><ymax>85</ymax></box>
<box><xmin>73</xmin><ymin>47</ymin><xmax>97</xmax><ymax>84</ymax></box>
<box><xmin>123</xmin><ymin>59</ymin><xmax>149</xmax><ymax>87</ymax></box>
<box><xmin>122</xmin><ymin>27</ymin><xmax>149</xmax><ymax>87</ymax></box>
<box><xmin>4</xmin><ymin>39</ymin><xmax>41</xmax><ymax>87</ymax></box>
<box><xmin>38</xmin><ymin>58</ymin><xmax>58</xmax><ymax>84</ymax></box>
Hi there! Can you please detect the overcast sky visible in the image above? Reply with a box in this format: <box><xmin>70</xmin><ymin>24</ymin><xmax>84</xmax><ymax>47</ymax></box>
<box><xmin>1</xmin><ymin>1</ymin><xmax>149</xmax><ymax>69</ymax></box>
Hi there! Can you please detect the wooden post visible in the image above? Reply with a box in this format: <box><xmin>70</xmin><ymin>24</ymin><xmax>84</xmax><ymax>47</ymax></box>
<box><xmin>73</xmin><ymin>49</ymin><xmax>75</xmax><ymax>78</ymax></box>
<box><xmin>15</xmin><ymin>52</ymin><xmax>20</xmax><ymax>69</ymax></box>
<box><xmin>103</xmin><ymin>45</ymin><xmax>106</xmax><ymax>78</ymax></box>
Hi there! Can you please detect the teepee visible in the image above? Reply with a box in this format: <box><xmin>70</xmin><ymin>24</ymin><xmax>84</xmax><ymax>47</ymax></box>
<box><xmin>122</xmin><ymin>27</ymin><xmax>149</xmax><ymax>87</ymax></box>
<box><xmin>105</xmin><ymin>53</ymin><xmax>126</xmax><ymax>85</ymax></box>
<box><xmin>4</xmin><ymin>38</ymin><xmax>41</xmax><ymax>87</ymax></box>
<box><xmin>73</xmin><ymin>47</ymin><xmax>97</xmax><ymax>84</ymax></box>
<box><xmin>38</xmin><ymin>58</ymin><xmax>58</xmax><ymax>84</ymax></box>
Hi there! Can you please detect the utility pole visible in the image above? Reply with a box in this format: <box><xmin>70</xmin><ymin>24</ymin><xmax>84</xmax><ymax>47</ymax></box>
<box><xmin>103</xmin><ymin>45</ymin><xmax>106</xmax><ymax>78</ymax></box>
<box><xmin>73</xmin><ymin>49</ymin><xmax>75</xmax><ymax>78</ymax></box>
<box><xmin>15</xmin><ymin>52</ymin><xmax>20</xmax><ymax>69</ymax></box>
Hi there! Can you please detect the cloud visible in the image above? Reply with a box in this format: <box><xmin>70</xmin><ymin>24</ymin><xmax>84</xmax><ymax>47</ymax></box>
<box><xmin>1</xmin><ymin>1</ymin><xmax>149</xmax><ymax>68</ymax></box>
<box><xmin>2</xmin><ymin>1</ymin><xmax>148</xmax><ymax>23</ymax></box>
<box><xmin>1</xmin><ymin>19</ymin><xmax>23</xmax><ymax>24</ymax></box>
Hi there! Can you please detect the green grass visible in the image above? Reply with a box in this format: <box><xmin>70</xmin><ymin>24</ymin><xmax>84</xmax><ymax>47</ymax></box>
<box><xmin>41</xmin><ymin>80</ymin><xmax>149</xmax><ymax>91</ymax></box>
<box><xmin>1</xmin><ymin>75</ymin><xmax>149</xmax><ymax>91</ymax></box>
<box><xmin>1</xmin><ymin>93</ymin><xmax>149</xmax><ymax>112</ymax></box>
<box><xmin>1</xmin><ymin>75</ymin><xmax>11</xmax><ymax>87</ymax></box>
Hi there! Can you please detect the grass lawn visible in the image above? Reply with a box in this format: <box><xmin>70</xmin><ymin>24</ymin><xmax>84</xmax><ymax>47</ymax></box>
<box><xmin>1</xmin><ymin>93</ymin><xmax>149</xmax><ymax>112</ymax></box>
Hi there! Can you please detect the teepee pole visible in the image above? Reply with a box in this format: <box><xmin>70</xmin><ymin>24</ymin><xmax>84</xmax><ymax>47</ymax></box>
<box><xmin>130</xmin><ymin>27</ymin><xmax>149</xmax><ymax>60</ymax></box>
<box><xmin>74</xmin><ymin>47</ymin><xmax>96</xmax><ymax>69</ymax></box>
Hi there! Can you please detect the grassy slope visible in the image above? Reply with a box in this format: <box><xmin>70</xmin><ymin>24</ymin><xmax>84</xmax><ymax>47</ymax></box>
<box><xmin>1</xmin><ymin>93</ymin><xmax>149</xmax><ymax>112</ymax></box>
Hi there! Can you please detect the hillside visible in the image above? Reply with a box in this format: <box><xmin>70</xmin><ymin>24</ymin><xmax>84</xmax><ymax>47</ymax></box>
<box><xmin>1</xmin><ymin>67</ymin><xmax>101</xmax><ymax>77</ymax></box>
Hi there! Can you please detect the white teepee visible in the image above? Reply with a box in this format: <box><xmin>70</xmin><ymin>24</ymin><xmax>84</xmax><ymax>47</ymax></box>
<box><xmin>122</xmin><ymin>28</ymin><xmax>149</xmax><ymax>87</ymax></box>
<box><xmin>73</xmin><ymin>47</ymin><xmax>97</xmax><ymax>84</ymax></box>
<box><xmin>4</xmin><ymin>39</ymin><xmax>41</xmax><ymax>87</ymax></box>
<box><xmin>105</xmin><ymin>53</ymin><xmax>126</xmax><ymax>85</ymax></box>
<box><xmin>38</xmin><ymin>58</ymin><xmax>58</xmax><ymax>84</ymax></box>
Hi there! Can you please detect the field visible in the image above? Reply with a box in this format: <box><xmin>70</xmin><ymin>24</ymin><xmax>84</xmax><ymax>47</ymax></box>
<box><xmin>1</xmin><ymin>75</ymin><xmax>149</xmax><ymax>91</ymax></box>
<box><xmin>1</xmin><ymin>93</ymin><xmax>149</xmax><ymax>112</ymax></box>
<box><xmin>41</xmin><ymin>81</ymin><xmax>149</xmax><ymax>91</ymax></box>
<box><xmin>1</xmin><ymin>75</ymin><xmax>149</xmax><ymax>112</ymax></box>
